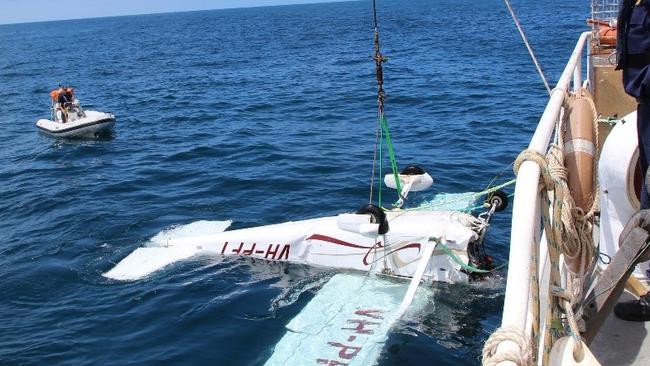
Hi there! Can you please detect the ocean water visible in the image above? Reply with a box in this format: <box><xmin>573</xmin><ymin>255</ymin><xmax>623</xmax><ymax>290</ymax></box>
<box><xmin>0</xmin><ymin>0</ymin><xmax>588</xmax><ymax>365</ymax></box>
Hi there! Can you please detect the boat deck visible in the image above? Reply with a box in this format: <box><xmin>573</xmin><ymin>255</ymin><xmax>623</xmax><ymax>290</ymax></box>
<box><xmin>588</xmin><ymin>49</ymin><xmax>650</xmax><ymax>366</ymax></box>
<box><xmin>591</xmin><ymin>291</ymin><xmax>650</xmax><ymax>365</ymax></box>
<box><xmin>591</xmin><ymin>51</ymin><xmax>637</xmax><ymax>120</ymax></box>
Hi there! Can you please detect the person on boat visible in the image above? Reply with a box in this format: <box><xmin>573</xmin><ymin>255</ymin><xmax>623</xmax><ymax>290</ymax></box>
<box><xmin>614</xmin><ymin>0</ymin><xmax>650</xmax><ymax>322</ymax></box>
<box><xmin>64</xmin><ymin>87</ymin><xmax>74</xmax><ymax>104</ymax></box>
<box><xmin>56</xmin><ymin>86</ymin><xmax>70</xmax><ymax>123</ymax></box>
<box><xmin>618</xmin><ymin>0</ymin><xmax>650</xmax><ymax>207</ymax></box>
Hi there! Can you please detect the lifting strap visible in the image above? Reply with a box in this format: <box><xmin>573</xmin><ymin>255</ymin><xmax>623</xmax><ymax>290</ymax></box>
<box><xmin>370</xmin><ymin>0</ymin><xmax>401</xmax><ymax>207</ymax></box>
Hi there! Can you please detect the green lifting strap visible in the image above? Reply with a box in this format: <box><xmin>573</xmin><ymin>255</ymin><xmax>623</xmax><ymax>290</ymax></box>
<box><xmin>371</xmin><ymin>0</ymin><xmax>402</xmax><ymax>208</ymax></box>
<box><xmin>436</xmin><ymin>241</ymin><xmax>508</xmax><ymax>274</ymax></box>
<box><xmin>380</xmin><ymin>115</ymin><xmax>402</xmax><ymax>196</ymax></box>
<box><xmin>378</xmin><ymin>119</ymin><xmax>384</xmax><ymax>207</ymax></box>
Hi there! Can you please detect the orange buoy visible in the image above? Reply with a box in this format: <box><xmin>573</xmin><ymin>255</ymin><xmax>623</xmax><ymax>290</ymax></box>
<box><xmin>564</xmin><ymin>90</ymin><xmax>597</xmax><ymax>212</ymax></box>
<box><xmin>563</xmin><ymin>90</ymin><xmax>597</xmax><ymax>274</ymax></box>
<box><xmin>587</xmin><ymin>19</ymin><xmax>616</xmax><ymax>47</ymax></box>
<box><xmin>597</xmin><ymin>25</ymin><xmax>616</xmax><ymax>46</ymax></box>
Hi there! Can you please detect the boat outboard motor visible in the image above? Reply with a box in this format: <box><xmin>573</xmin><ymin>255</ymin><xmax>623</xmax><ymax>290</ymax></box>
<box><xmin>384</xmin><ymin>165</ymin><xmax>434</xmax><ymax>207</ymax></box>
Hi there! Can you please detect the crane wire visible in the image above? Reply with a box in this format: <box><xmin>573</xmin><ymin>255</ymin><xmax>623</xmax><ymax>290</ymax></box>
<box><xmin>504</xmin><ymin>0</ymin><xmax>552</xmax><ymax>95</ymax></box>
<box><xmin>369</xmin><ymin>0</ymin><xmax>402</xmax><ymax>207</ymax></box>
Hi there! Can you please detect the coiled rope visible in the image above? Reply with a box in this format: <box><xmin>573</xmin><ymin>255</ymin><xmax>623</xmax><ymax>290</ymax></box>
<box><xmin>482</xmin><ymin>326</ymin><xmax>532</xmax><ymax>366</ymax></box>
<box><xmin>483</xmin><ymin>88</ymin><xmax>600</xmax><ymax>365</ymax></box>
<box><xmin>513</xmin><ymin>147</ymin><xmax>595</xmax><ymax>274</ymax></box>
<box><xmin>512</xmin><ymin>147</ymin><xmax>586</xmax><ymax>363</ymax></box>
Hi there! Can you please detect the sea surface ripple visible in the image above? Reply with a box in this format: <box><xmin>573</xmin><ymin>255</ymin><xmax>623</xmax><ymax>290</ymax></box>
<box><xmin>0</xmin><ymin>0</ymin><xmax>587</xmax><ymax>364</ymax></box>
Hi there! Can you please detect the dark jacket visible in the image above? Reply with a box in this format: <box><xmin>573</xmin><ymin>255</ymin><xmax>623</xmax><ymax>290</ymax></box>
<box><xmin>57</xmin><ymin>92</ymin><xmax>69</xmax><ymax>105</ymax></box>
<box><xmin>617</xmin><ymin>0</ymin><xmax>650</xmax><ymax>98</ymax></box>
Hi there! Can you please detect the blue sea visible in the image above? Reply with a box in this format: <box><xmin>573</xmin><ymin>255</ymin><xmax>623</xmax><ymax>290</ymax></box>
<box><xmin>0</xmin><ymin>0</ymin><xmax>588</xmax><ymax>365</ymax></box>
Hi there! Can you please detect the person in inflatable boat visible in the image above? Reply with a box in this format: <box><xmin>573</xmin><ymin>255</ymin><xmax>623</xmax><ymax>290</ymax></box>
<box><xmin>614</xmin><ymin>0</ymin><xmax>650</xmax><ymax>322</ymax></box>
<box><xmin>64</xmin><ymin>87</ymin><xmax>74</xmax><ymax>103</ymax></box>
<box><xmin>56</xmin><ymin>87</ymin><xmax>70</xmax><ymax>123</ymax></box>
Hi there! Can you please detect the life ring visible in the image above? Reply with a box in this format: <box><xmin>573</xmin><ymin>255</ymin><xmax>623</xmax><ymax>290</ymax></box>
<box><xmin>356</xmin><ymin>204</ymin><xmax>389</xmax><ymax>235</ymax></box>
<box><xmin>563</xmin><ymin>89</ymin><xmax>597</xmax><ymax>213</ymax></box>
<box><xmin>563</xmin><ymin>89</ymin><xmax>597</xmax><ymax>274</ymax></box>
<box><xmin>598</xmin><ymin>26</ymin><xmax>616</xmax><ymax>46</ymax></box>
<box><xmin>587</xmin><ymin>19</ymin><xmax>616</xmax><ymax>47</ymax></box>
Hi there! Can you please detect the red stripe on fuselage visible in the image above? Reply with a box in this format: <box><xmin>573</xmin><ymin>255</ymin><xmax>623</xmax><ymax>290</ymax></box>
<box><xmin>306</xmin><ymin>234</ymin><xmax>376</xmax><ymax>249</ymax></box>
<box><xmin>307</xmin><ymin>234</ymin><xmax>422</xmax><ymax>266</ymax></box>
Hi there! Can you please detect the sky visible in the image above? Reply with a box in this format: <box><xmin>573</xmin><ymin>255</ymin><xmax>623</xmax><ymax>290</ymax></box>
<box><xmin>0</xmin><ymin>0</ymin><xmax>340</xmax><ymax>25</ymax></box>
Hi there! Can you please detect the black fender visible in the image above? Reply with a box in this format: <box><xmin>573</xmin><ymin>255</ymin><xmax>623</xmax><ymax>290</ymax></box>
<box><xmin>356</xmin><ymin>204</ymin><xmax>389</xmax><ymax>235</ymax></box>
<box><xmin>400</xmin><ymin>165</ymin><xmax>426</xmax><ymax>175</ymax></box>
<box><xmin>485</xmin><ymin>190</ymin><xmax>508</xmax><ymax>212</ymax></box>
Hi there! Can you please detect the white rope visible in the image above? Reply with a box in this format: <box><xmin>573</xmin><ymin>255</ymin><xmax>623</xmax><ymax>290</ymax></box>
<box><xmin>503</xmin><ymin>0</ymin><xmax>552</xmax><ymax>95</ymax></box>
<box><xmin>504</xmin><ymin>88</ymin><xmax>600</xmax><ymax>362</ymax></box>
<box><xmin>482</xmin><ymin>326</ymin><xmax>532</xmax><ymax>366</ymax></box>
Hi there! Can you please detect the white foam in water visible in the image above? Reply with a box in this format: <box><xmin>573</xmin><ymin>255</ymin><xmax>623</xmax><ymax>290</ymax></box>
<box><xmin>419</xmin><ymin>192</ymin><xmax>478</xmax><ymax>212</ymax></box>
<box><xmin>265</xmin><ymin>273</ymin><xmax>432</xmax><ymax>366</ymax></box>
<box><xmin>150</xmin><ymin>220</ymin><xmax>233</xmax><ymax>245</ymax></box>
<box><xmin>103</xmin><ymin>220</ymin><xmax>232</xmax><ymax>281</ymax></box>
<box><xmin>269</xmin><ymin>272</ymin><xmax>334</xmax><ymax>312</ymax></box>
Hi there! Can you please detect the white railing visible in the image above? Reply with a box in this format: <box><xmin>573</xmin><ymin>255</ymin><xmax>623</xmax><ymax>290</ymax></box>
<box><xmin>491</xmin><ymin>31</ymin><xmax>592</xmax><ymax>365</ymax></box>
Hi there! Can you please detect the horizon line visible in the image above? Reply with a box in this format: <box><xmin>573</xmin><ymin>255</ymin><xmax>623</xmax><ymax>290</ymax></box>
<box><xmin>0</xmin><ymin>0</ymin><xmax>355</xmax><ymax>26</ymax></box>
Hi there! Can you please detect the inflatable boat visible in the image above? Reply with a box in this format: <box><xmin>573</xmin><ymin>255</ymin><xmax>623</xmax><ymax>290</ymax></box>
<box><xmin>36</xmin><ymin>87</ymin><xmax>115</xmax><ymax>137</ymax></box>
